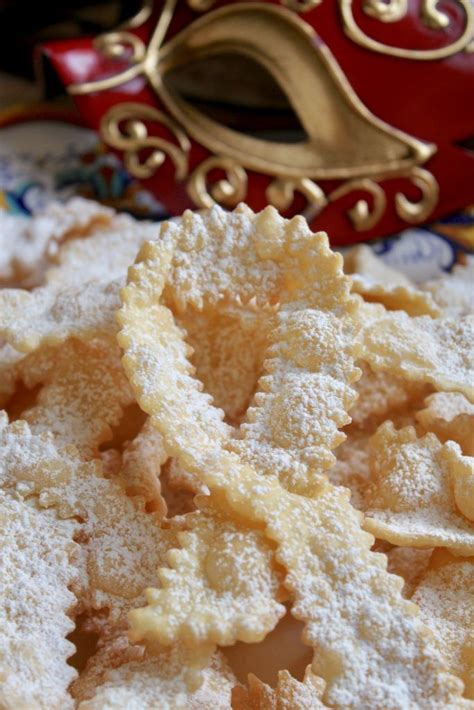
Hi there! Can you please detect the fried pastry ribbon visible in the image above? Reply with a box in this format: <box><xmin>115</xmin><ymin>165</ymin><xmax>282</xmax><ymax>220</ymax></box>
<box><xmin>416</xmin><ymin>392</ymin><xmax>474</xmax><ymax>456</ymax></box>
<box><xmin>76</xmin><ymin>641</ymin><xmax>237</xmax><ymax>710</ymax></box>
<box><xmin>14</xmin><ymin>337</ymin><xmax>134</xmax><ymax>458</ymax></box>
<box><xmin>364</xmin><ymin>422</ymin><xmax>474</xmax><ymax>554</ymax></box>
<box><xmin>0</xmin><ymin>206</ymin><xmax>160</xmax><ymax>352</ymax></box>
<box><xmin>118</xmin><ymin>205</ymin><xmax>469</xmax><ymax>708</ymax></box>
<box><xmin>0</xmin><ymin>197</ymin><xmax>113</xmax><ymax>287</ymax></box>
<box><xmin>344</xmin><ymin>244</ymin><xmax>441</xmax><ymax>317</ymax></box>
<box><xmin>421</xmin><ymin>258</ymin><xmax>474</xmax><ymax>317</ymax></box>
<box><xmin>0</xmin><ymin>494</ymin><xmax>78</xmax><ymax>710</ymax></box>
<box><xmin>412</xmin><ymin>551</ymin><xmax>474</xmax><ymax>700</ymax></box>
<box><xmin>0</xmin><ymin>414</ymin><xmax>175</xmax><ymax>622</ymax></box>
<box><xmin>0</xmin><ymin>411</ymin><xmax>198</xmax><ymax>707</ymax></box>
<box><xmin>232</xmin><ymin>665</ymin><xmax>327</xmax><ymax>709</ymax></box>
<box><xmin>357</xmin><ymin>302</ymin><xmax>474</xmax><ymax>402</ymax></box>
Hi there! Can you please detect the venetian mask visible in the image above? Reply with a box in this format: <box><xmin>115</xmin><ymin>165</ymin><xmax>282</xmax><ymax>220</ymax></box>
<box><xmin>41</xmin><ymin>0</ymin><xmax>474</xmax><ymax>245</ymax></box>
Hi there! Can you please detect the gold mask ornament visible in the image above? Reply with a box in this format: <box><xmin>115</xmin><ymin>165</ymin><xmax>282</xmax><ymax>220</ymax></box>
<box><xmin>61</xmin><ymin>0</ymin><xmax>474</xmax><ymax>238</ymax></box>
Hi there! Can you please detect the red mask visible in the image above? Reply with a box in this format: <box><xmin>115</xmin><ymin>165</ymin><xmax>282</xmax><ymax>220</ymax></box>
<box><xmin>40</xmin><ymin>0</ymin><xmax>474</xmax><ymax>246</ymax></box>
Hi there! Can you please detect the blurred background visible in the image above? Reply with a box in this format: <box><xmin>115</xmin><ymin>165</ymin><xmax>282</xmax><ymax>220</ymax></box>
<box><xmin>0</xmin><ymin>1</ymin><xmax>135</xmax><ymax>80</ymax></box>
<box><xmin>0</xmin><ymin>0</ymin><xmax>172</xmax><ymax>219</ymax></box>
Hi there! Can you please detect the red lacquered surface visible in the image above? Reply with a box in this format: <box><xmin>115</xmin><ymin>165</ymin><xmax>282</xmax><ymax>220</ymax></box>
<box><xmin>39</xmin><ymin>0</ymin><xmax>474</xmax><ymax>245</ymax></box>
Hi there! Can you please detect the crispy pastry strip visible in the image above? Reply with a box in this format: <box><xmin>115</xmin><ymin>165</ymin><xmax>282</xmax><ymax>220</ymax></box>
<box><xmin>416</xmin><ymin>392</ymin><xmax>474</xmax><ymax>456</ymax></box>
<box><xmin>0</xmin><ymin>197</ymin><xmax>113</xmax><ymax>287</ymax></box>
<box><xmin>344</xmin><ymin>244</ymin><xmax>441</xmax><ymax>317</ymax></box>
<box><xmin>232</xmin><ymin>665</ymin><xmax>327</xmax><ymax>709</ymax></box>
<box><xmin>412</xmin><ymin>551</ymin><xmax>474</xmax><ymax>700</ymax></box>
<box><xmin>118</xmin><ymin>206</ymin><xmax>469</xmax><ymax>708</ymax></box>
<box><xmin>0</xmin><ymin>494</ymin><xmax>78</xmax><ymax>710</ymax></box>
<box><xmin>0</xmin><ymin>209</ymin><xmax>159</xmax><ymax>352</ymax></box>
<box><xmin>358</xmin><ymin>303</ymin><xmax>474</xmax><ymax>402</ymax></box>
<box><xmin>15</xmin><ymin>338</ymin><xmax>134</xmax><ymax>458</ymax></box>
<box><xmin>364</xmin><ymin>422</ymin><xmax>474</xmax><ymax>554</ymax></box>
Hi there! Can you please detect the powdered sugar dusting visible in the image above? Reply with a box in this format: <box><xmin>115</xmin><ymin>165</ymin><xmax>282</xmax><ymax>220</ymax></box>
<box><xmin>351</xmin><ymin>361</ymin><xmax>430</xmax><ymax>429</ymax></box>
<box><xmin>364</xmin><ymin>423</ymin><xmax>474</xmax><ymax>554</ymax></box>
<box><xmin>412</xmin><ymin>553</ymin><xmax>474</xmax><ymax>700</ymax></box>
<box><xmin>129</xmin><ymin>502</ymin><xmax>285</xmax><ymax>648</ymax></box>
<box><xmin>77</xmin><ymin>645</ymin><xmax>236</xmax><ymax>710</ymax></box>
<box><xmin>0</xmin><ymin>494</ymin><xmax>78</xmax><ymax>709</ymax></box>
<box><xmin>0</xmin><ymin>204</ymin><xmax>160</xmax><ymax>352</ymax></box>
<box><xmin>17</xmin><ymin>338</ymin><xmax>134</xmax><ymax>457</ymax></box>
<box><xmin>177</xmin><ymin>300</ymin><xmax>274</xmax><ymax>423</ymax></box>
<box><xmin>0</xmin><ymin>415</ymin><xmax>177</xmax><ymax>644</ymax></box>
<box><xmin>0</xmin><ymin>279</ymin><xmax>122</xmax><ymax>352</ymax></box>
<box><xmin>163</xmin><ymin>206</ymin><xmax>284</xmax><ymax>312</ymax></box>
<box><xmin>0</xmin><ymin>197</ymin><xmax>113</xmax><ymax>287</ymax></box>
<box><xmin>118</xmin><ymin>205</ymin><xmax>468</xmax><ymax>708</ymax></box>
<box><xmin>359</xmin><ymin>305</ymin><xmax>474</xmax><ymax>402</ymax></box>
<box><xmin>121</xmin><ymin>417</ymin><xmax>168</xmax><ymax>515</ymax></box>
<box><xmin>421</xmin><ymin>258</ymin><xmax>474</xmax><ymax>317</ymax></box>
<box><xmin>385</xmin><ymin>547</ymin><xmax>433</xmax><ymax>598</ymax></box>
<box><xmin>258</xmin><ymin>486</ymin><xmax>465</xmax><ymax>710</ymax></box>
<box><xmin>416</xmin><ymin>392</ymin><xmax>474</xmax><ymax>456</ymax></box>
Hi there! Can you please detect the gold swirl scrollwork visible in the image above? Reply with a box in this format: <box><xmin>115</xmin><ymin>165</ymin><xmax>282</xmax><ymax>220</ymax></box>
<box><xmin>187</xmin><ymin>156</ymin><xmax>248</xmax><ymax>209</ymax></box>
<box><xmin>264</xmin><ymin>170</ymin><xmax>438</xmax><ymax>230</ymax></box>
<box><xmin>329</xmin><ymin>179</ymin><xmax>386</xmax><ymax>231</ymax></box>
<box><xmin>185</xmin><ymin>162</ymin><xmax>437</xmax><ymax>229</ymax></box>
<box><xmin>341</xmin><ymin>0</ymin><xmax>474</xmax><ymax>59</ymax></box>
<box><xmin>395</xmin><ymin>167</ymin><xmax>439</xmax><ymax>223</ymax></box>
<box><xmin>266</xmin><ymin>177</ymin><xmax>327</xmax><ymax>221</ymax></box>
<box><xmin>101</xmin><ymin>103</ymin><xmax>190</xmax><ymax>180</ymax></box>
<box><xmin>69</xmin><ymin>0</ymin><xmax>441</xmax><ymax>230</ymax></box>
<box><xmin>420</xmin><ymin>0</ymin><xmax>451</xmax><ymax>29</ymax></box>
<box><xmin>94</xmin><ymin>32</ymin><xmax>146</xmax><ymax>62</ymax></box>
<box><xmin>364</xmin><ymin>0</ymin><xmax>450</xmax><ymax>27</ymax></box>
<box><xmin>69</xmin><ymin>0</ymin><xmax>178</xmax><ymax>95</ymax></box>
<box><xmin>281</xmin><ymin>0</ymin><xmax>323</xmax><ymax>13</ymax></box>
<box><xmin>69</xmin><ymin>32</ymin><xmax>147</xmax><ymax>95</ymax></box>
<box><xmin>363</xmin><ymin>0</ymin><xmax>407</xmax><ymax>23</ymax></box>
